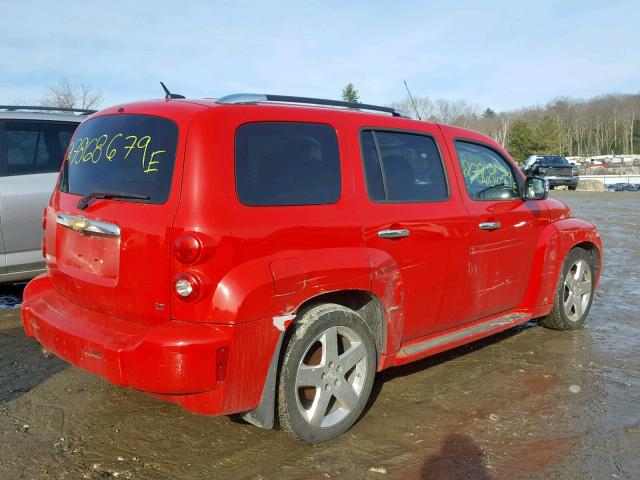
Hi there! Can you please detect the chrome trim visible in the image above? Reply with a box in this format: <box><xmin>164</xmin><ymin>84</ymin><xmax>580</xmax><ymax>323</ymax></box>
<box><xmin>56</xmin><ymin>213</ymin><xmax>120</xmax><ymax>237</ymax></box>
<box><xmin>398</xmin><ymin>313</ymin><xmax>529</xmax><ymax>357</ymax></box>
<box><xmin>378</xmin><ymin>229</ymin><xmax>410</xmax><ymax>239</ymax></box>
<box><xmin>479</xmin><ymin>221</ymin><xmax>501</xmax><ymax>230</ymax></box>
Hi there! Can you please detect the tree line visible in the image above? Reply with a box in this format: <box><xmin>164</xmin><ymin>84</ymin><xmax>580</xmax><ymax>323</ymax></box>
<box><xmin>40</xmin><ymin>79</ymin><xmax>640</xmax><ymax>166</ymax></box>
<box><xmin>390</xmin><ymin>93</ymin><xmax>640</xmax><ymax>163</ymax></box>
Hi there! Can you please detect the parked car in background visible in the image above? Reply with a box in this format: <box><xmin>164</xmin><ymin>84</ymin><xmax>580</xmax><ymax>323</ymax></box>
<box><xmin>22</xmin><ymin>94</ymin><xmax>602</xmax><ymax>443</ymax></box>
<box><xmin>614</xmin><ymin>183</ymin><xmax>639</xmax><ymax>192</ymax></box>
<box><xmin>0</xmin><ymin>106</ymin><xmax>91</xmax><ymax>283</ymax></box>
<box><xmin>524</xmin><ymin>154</ymin><xmax>579</xmax><ymax>190</ymax></box>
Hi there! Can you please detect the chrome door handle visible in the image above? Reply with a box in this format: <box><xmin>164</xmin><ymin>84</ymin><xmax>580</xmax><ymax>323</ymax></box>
<box><xmin>378</xmin><ymin>229</ymin><xmax>410</xmax><ymax>239</ymax></box>
<box><xmin>479</xmin><ymin>221</ymin><xmax>501</xmax><ymax>230</ymax></box>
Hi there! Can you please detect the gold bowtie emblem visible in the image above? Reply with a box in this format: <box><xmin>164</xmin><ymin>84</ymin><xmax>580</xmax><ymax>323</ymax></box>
<box><xmin>69</xmin><ymin>217</ymin><xmax>88</xmax><ymax>232</ymax></box>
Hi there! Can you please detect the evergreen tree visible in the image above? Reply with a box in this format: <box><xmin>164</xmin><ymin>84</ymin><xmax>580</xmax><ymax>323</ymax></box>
<box><xmin>482</xmin><ymin>107</ymin><xmax>496</xmax><ymax>118</ymax></box>
<box><xmin>507</xmin><ymin>119</ymin><xmax>539</xmax><ymax>163</ymax></box>
<box><xmin>341</xmin><ymin>83</ymin><xmax>359</xmax><ymax>103</ymax></box>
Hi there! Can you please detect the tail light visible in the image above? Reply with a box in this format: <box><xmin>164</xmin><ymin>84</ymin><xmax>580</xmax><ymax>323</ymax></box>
<box><xmin>42</xmin><ymin>208</ymin><xmax>47</xmax><ymax>230</ymax></box>
<box><xmin>173</xmin><ymin>234</ymin><xmax>202</xmax><ymax>265</ymax></box>
<box><xmin>173</xmin><ymin>272</ymin><xmax>201</xmax><ymax>302</ymax></box>
<box><xmin>41</xmin><ymin>237</ymin><xmax>46</xmax><ymax>259</ymax></box>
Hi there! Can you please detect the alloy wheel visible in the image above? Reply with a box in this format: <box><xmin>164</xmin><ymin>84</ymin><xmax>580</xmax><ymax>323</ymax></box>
<box><xmin>294</xmin><ymin>325</ymin><xmax>368</xmax><ymax>428</ymax></box>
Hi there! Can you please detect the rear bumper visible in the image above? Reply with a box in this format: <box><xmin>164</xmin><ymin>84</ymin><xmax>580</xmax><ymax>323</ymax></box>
<box><xmin>21</xmin><ymin>275</ymin><xmax>279</xmax><ymax>416</ymax></box>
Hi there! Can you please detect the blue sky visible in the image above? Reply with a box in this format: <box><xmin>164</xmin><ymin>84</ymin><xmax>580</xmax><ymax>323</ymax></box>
<box><xmin>1</xmin><ymin>0</ymin><xmax>638</xmax><ymax>111</ymax></box>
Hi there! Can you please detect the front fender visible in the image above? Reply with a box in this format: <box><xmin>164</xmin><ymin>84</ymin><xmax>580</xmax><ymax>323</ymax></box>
<box><xmin>520</xmin><ymin>218</ymin><xmax>602</xmax><ymax>313</ymax></box>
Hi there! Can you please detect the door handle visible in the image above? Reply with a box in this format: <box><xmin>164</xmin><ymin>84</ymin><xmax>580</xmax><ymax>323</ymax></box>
<box><xmin>378</xmin><ymin>229</ymin><xmax>410</xmax><ymax>239</ymax></box>
<box><xmin>479</xmin><ymin>221</ymin><xmax>501</xmax><ymax>230</ymax></box>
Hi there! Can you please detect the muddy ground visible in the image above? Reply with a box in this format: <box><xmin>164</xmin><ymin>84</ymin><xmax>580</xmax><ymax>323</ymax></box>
<box><xmin>1</xmin><ymin>191</ymin><xmax>639</xmax><ymax>480</ymax></box>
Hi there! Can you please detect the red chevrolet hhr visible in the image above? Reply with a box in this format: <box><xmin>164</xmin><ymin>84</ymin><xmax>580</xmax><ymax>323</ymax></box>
<box><xmin>22</xmin><ymin>93</ymin><xmax>602</xmax><ymax>443</ymax></box>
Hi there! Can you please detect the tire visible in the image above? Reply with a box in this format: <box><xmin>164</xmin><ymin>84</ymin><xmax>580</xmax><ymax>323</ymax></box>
<box><xmin>277</xmin><ymin>303</ymin><xmax>377</xmax><ymax>443</ymax></box>
<box><xmin>539</xmin><ymin>247</ymin><xmax>595</xmax><ymax>330</ymax></box>
<box><xmin>569</xmin><ymin>185</ymin><xmax>577</xmax><ymax>191</ymax></box>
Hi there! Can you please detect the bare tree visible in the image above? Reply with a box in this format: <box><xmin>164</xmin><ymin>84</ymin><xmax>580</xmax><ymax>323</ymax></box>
<box><xmin>392</xmin><ymin>92</ymin><xmax>640</xmax><ymax>157</ymax></box>
<box><xmin>41</xmin><ymin>79</ymin><xmax>102</xmax><ymax>110</ymax></box>
<box><xmin>390</xmin><ymin>96</ymin><xmax>436</xmax><ymax>120</ymax></box>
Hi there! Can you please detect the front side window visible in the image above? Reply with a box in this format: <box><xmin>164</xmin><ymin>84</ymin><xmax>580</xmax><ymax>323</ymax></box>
<box><xmin>360</xmin><ymin>130</ymin><xmax>448</xmax><ymax>202</ymax></box>
<box><xmin>455</xmin><ymin>141</ymin><xmax>520</xmax><ymax>200</ymax></box>
<box><xmin>235</xmin><ymin>122</ymin><xmax>341</xmax><ymax>206</ymax></box>
<box><xmin>4</xmin><ymin>121</ymin><xmax>78</xmax><ymax>176</ymax></box>
<box><xmin>59</xmin><ymin>114</ymin><xmax>179</xmax><ymax>204</ymax></box>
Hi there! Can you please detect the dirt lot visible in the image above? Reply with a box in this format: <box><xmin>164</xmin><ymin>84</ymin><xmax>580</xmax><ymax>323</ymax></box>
<box><xmin>1</xmin><ymin>191</ymin><xmax>639</xmax><ymax>480</ymax></box>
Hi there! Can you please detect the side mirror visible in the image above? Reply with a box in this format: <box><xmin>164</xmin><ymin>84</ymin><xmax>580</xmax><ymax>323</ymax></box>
<box><xmin>523</xmin><ymin>176</ymin><xmax>548</xmax><ymax>200</ymax></box>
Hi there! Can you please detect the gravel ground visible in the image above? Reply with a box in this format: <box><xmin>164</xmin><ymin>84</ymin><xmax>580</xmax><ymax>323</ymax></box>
<box><xmin>0</xmin><ymin>191</ymin><xmax>638</xmax><ymax>480</ymax></box>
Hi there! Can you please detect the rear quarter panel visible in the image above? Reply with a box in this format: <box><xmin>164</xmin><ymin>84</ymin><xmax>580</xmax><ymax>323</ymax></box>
<box><xmin>170</xmin><ymin>106</ymin><xmax>373</xmax><ymax>326</ymax></box>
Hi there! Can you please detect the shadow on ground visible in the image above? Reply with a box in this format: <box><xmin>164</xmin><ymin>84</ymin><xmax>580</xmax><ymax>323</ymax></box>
<box><xmin>0</xmin><ymin>282</ymin><xmax>26</xmax><ymax>309</ymax></box>
<box><xmin>0</xmin><ymin>283</ymin><xmax>67</xmax><ymax>405</ymax></box>
<box><xmin>421</xmin><ymin>433</ymin><xmax>491</xmax><ymax>480</ymax></box>
<box><xmin>364</xmin><ymin>321</ymin><xmax>538</xmax><ymax>414</ymax></box>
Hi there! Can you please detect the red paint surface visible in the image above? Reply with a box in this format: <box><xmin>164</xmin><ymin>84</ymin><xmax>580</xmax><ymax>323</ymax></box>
<box><xmin>22</xmin><ymin>99</ymin><xmax>603</xmax><ymax>416</ymax></box>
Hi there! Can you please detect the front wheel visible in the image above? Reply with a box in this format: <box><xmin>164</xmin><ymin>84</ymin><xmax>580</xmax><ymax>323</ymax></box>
<box><xmin>277</xmin><ymin>303</ymin><xmax>377</xmax><ymax>443</ymax></box>
<box><xmin>539</xmin><ymin>247</ymin><xmax>595</xmax><ymax>330</ymax></box>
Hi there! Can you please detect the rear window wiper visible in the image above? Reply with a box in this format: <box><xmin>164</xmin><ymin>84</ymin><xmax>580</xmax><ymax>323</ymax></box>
<box><xmin>77</xmin><ymin>192</ymin><xmax>151</xmax><ymax>210</ymax></box>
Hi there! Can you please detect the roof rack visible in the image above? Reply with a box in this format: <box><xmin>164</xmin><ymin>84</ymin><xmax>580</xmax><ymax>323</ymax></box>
<box><xmin>0</xmin><ymin>105</ymin><xmax>96</xmax><ymax>115</ymax></box>
<box><xmin>216</xmin><ymin>93</ymin><xmax>408</xmax><ymax>118</ymax></box>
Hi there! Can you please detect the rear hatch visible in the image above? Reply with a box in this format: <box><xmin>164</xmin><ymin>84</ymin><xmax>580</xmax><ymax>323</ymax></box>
<box><xmin>45</xmin><ymin>109</ymin><xmax>195</xmax><ymax>325</ymax></box>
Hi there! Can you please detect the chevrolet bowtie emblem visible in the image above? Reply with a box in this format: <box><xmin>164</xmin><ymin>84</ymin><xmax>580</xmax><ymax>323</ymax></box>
<box><xmin>56</xmin><ymin>213</ymin><xmax>121</xmax><ymax>237</ymax></box>
<box><xmin>68</xmin><ymin>217</ymin><xmax>88</xmax><ymax>232</ymax></box>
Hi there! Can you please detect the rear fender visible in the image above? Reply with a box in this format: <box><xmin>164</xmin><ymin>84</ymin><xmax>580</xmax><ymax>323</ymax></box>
<box><xmin>237</xmin><ymin>248</ymin><xmax>373</xmax><ymax>428</ymax></box>
<box><xmin>209</xmin><ymin>247</ymin><xmax>373</xmax><ymax>325</ymax></box>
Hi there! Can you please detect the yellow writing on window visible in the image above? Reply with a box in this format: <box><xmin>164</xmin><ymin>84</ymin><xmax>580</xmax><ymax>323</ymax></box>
<box><xmin>66</xmin><ymin>132</ymin><xmax>167</xmax><ymax>174</ymax></box>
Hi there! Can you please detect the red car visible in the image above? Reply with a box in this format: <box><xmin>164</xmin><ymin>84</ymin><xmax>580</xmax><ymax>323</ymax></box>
<box><xmin>21</xmin><ymin>94</ymin><xmax>602</xmax><ymax>443</ymax></box>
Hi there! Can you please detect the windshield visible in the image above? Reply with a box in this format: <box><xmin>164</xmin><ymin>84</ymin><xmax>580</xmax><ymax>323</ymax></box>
<box><xmin>59</xmin><ymin>114</ymin><xmax>178</xmax><ymax>204</ymax></box>
<box><xmin>535</xmin><ymin>155</ymin><xmax>569</xmax><ymax>166</ymax></box>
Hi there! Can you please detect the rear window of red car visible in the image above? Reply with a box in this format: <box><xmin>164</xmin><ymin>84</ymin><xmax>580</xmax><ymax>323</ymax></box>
<box><xmin>59</xmin><ymin>114</ymin><xmax>178</xmax><ymax>204</ymax></box>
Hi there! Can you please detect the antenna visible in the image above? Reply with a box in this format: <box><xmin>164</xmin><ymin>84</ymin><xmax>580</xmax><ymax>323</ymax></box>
<box><xmin>160</xmin><ymin>82</ymin><xmax>186</xmax><ymax>100</ymax></box>
<box><xmin>403</xmin><ymin>80</ymin><xmax>422</xmax><ymax>120</ymax></box>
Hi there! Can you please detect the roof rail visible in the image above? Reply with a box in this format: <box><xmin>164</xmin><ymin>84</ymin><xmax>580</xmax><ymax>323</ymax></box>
<box><xmin>216</xmin><ymin>93</ymin><xmax>408</xmax><ymax>118</ymax></box>
<box><xmin>0</xmin><ymin>105</ymin><xmax>96</xmax><ymax>115</ymax></box>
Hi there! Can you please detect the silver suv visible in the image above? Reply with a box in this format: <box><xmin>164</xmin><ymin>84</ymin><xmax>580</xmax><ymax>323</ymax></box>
<box><xmin>0</xmin><ymin>106</ymin><xmax>91</xmax><ymax>283</ymax></box>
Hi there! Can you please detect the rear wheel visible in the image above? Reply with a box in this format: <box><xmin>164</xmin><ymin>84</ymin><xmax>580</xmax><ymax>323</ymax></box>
<box><xmin>278</xmin><ymin>303</ymin><xmax>376</xmax><ymax>443</ymax></box>
<box><xmin>569</xmin><ymin>185</ymin><xmax>577</xmax><ymax>191</ymax></box>
<box><xmin>539</xmin><ymin>248</ymin><xmax>595</xmax><ymax>330</ymax></box>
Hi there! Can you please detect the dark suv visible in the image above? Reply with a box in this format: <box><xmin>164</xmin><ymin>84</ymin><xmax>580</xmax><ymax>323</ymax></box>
<box><xmin>523</xmin><ymin>154</ymin><xmax>579</xmax><ymax>190</ymax></box>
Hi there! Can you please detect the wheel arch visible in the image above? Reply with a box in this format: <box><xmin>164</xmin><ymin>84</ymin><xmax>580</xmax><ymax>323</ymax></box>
<box><xmin>572</xmin><ymin>240</ymin><xmax>601</xmax><ymax>280</ymax></box>
<box><xmin>520</xmin><ymin>218</ymin><xmax>603</xmax><ymax>314</ymax></box>
<box><xmin>241</xmin><ymin>288</ymin><xmax>387</xmax><ymax>430</ymax></box>
<box><xmin>292</xmin><ymin>290</ymin><xmax>386</xmax><ymax>361</ymax></box>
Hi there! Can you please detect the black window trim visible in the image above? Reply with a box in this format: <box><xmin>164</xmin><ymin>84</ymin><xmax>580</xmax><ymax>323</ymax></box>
<box><xmin>0</xmin><ymin>118</ymin><xmax>80</xmax><ymax>177</ymax></box>
<box><xmin>453</xmin><ymin>137</ymin><xmax>525</xmax><ymax>203</ymax></box>
<box><xmin>358</xmin><ymin>126</ymin><xmax>451</xmax><ymax>204</ymax></box>
<box><xmin>234</xmin><ymin>120</ymin><xmax>343</xmax><ymax>208</ymax></box>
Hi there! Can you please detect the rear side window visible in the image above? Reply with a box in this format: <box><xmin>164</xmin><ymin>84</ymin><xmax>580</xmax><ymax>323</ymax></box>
<box><xmin>235</xmin><ymin>122</ymin><xmax>341</xmax><ymax>206</ymax></box>
<box><xmin>454</xmin><ymin>141</ymin><xmax>520</xmax><ymax>200</ymax></box>
<box><xmin>3</xmin><ymin>121</ymin><xmax>78</xmax><ymax>176</ymax></box>
<box><xmin>360</xmin><ymin>130</ymin><xmax>448</xmax><ymax>202</ymax></box>
<box><xmin>59</xmin><ymin>114</ymin><xmax>178</xmax><ymax>204</ymax></box>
